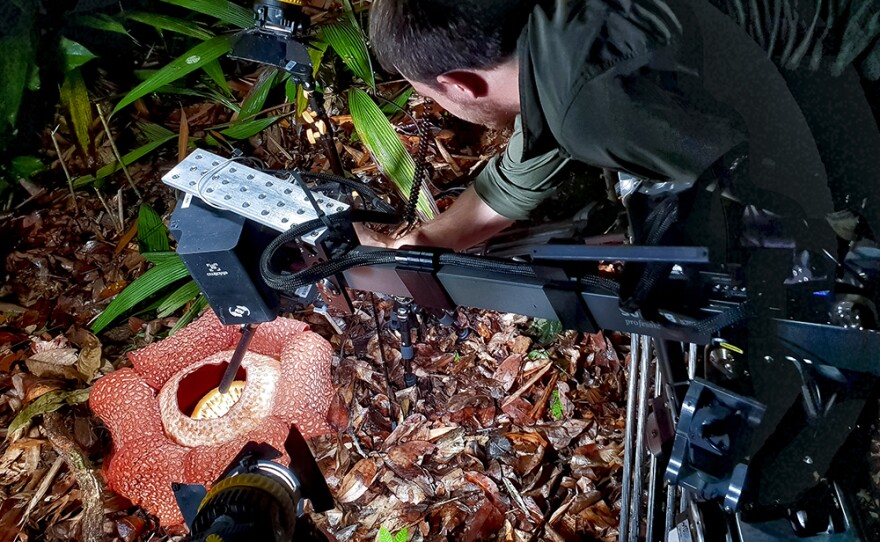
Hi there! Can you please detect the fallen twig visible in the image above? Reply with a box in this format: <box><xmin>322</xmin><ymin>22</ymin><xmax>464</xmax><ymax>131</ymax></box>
<box><xmin>50</xmin><ymin>126</ymin><xmax>78</xmax><ymax>213</ymax></box>
<box><xmin>93</xmin><ymin>187</ymin><xmax>122</xmax><ymax>233</ymax></box>
<box><xmin>20</xmin><ymin>455</ymin><xmax>64</xmax><ymax>527</ymax></box>
<box><xmin>97</xmin><ymin>103</ymin><xmax>141</xmax><ymax>199</ymax></box>
<box><xmin>501</xmin><ymin>360</ymin><xmax>553</xmax><ymax>409</ymax></box>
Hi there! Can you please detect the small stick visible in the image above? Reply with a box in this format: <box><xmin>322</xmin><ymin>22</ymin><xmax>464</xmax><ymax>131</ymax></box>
<box><xmin>96</xmin><ymin>103</ymin><xmax>141</xmax><ymax>198</ymax></box>
<box><xmin>20</xmin><ymin>456</ymin><xmax>64</xmax><ymax>526</ymax></box>
<box><xmin>117</xmin><ymin>187</ymin><xmax>125</xmax><ymax>232</ymax></box>
<box><xmin>93</xmin><ymin>187</ymin><xmax>122</xmax><ymax>233</ymax></box>
<box><xmin>501</xmin><ymin>360</ymin><xmax>553</xmax><ymax>409</ymax></box>
<box><xmin>50</xmin><ymin>125</ymin><xmax>78</xmax><ymax>212</ymax></box>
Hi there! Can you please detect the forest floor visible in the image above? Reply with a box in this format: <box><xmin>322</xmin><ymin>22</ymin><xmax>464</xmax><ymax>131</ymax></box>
<box><xmin>0</xmin><ymin>92</ymin><xmax>631</xmax><ymax>541</ymax></box>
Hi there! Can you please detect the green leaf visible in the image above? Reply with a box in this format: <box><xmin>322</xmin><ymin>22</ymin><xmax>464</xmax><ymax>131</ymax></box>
<box><xmin>157</xmin><ymin>280</ymin><xmax>201</xmax><ymax>318</ymax></box>
<box><xmin>11</xmin><ymin>156</ymin><xmax>44</xmax><ymax>179</ymax></box>
<box><xmin>378</xmin><ymin>527</ymin><xmax>394</xmax><ymax>542</ymax></box>
<box><xmin>528</xmin><ymin>318</ymin><xmax>563</xmax><ymax>345</ymax></box>
<box><xmin>26</xmin><ymin>63</ymin><xmax>40</xmax><ymax>92</ymax></box>
<box><xmin>169</xmin><ymin>294</ymin><xmax>208</xmax><ymax>335</ymax></box>
<box><xmin>239</xmin><ymin>69</ymin><xmax>277</xmax><ymax>120</ymax></box>
<box><xmin>7</xmin><ymin>389</ymin><xmax>90</xmax><ymax>439</ymax></box>
<box><xmin>142</xmin><ymin>251</ymin><xmax>179</xmax><ymax>265</ymax></box>
<box><xmin>308</xmin><ymin>40</ymin><xmax>329</xmax><ymax>78</ymax></box>
<box><xmin>322</xmin><ymin>22</ymin><xmax>375</xmax><ymax>90</ymax></box>
<box><xmin>138</xmin><ymin>121</ymin><xmax>176</xmax><ymax>143</ymax></box>
<box><xmin>160</xmin><ymin>0</ymin><xmax>253</xmax><ymax>29</ymax></box>
<box><xmin>202</xmin><ymin>59</ymin><xmax>232</xmax><ymax>96</ymax></box>
<box><xmin>138</xmin><ymin>203</ymin><xmax>170</xmax><ymax>252</ymax></box>
<box><xmin>60</xmin><ymin>38</ymin><xmax>97</xmax><ymax>73</ymax></box>
<box><xmin>527</xmin><ymin>349</ymin><xmax>549</xmax><ymax>361</ymax></box>
<box><xmin>75</xmin><ymin>14</ymin><xmax>131</xmax><ymax>37</ymax></box>
<box><xmin>221</xmin><ymin>116</ymin><xmax>280</xmax><ymax>139</ymax></box>
<box><xmin>342</xmin><ymin>0</ymin><xmax>359</xmax><ymax>30</ymax></box>
<box><xmin>349</xmin><ymin>88</ymin><xmax>436</xmax><ymax>219</ymax></box>
<box><xmin>60</xmin><ymin>68</ymin><xmax>93</xmax><ymax>153</ymax></box>
<box><xmin>0</xmin><ymin>2</ymin><xmax>35</xmax><ymax>130</ymax></box>
<box><xmin>393</xmin><ymin>528</ymin><xmax>408</xmax><ymax>542</ymax></box>
<box><xmin>148</xmin><ymin>84</ymin><xmax>239</xmax><ymax>112</ymax></box>
<box><xmin>92</xmin><ymin>256</ymin><xmax>190</xmax><ymax>334</ymax></box>
<box><xmin>73</xmin><ymin>133</ymin><xmax>176</xmax><ymax>187</ymax></box>
<box><xmin>380</xmin><ymin>87</ymin><xmax>414</xmax><ymax>116</ymax></box>
<box><xmin>126</xmin><ymin>11</ymin><xmax>214</xmax><ymax>40</ymax></box>
<box><xmin>550</xmin><ymin>390</ymin><xmax>564</xmax><ymax>420</ymax></box>
<box><xmin>113</xmin><ymin>34</ymin><xmax>234</xmax><ymax>114</ymax></box>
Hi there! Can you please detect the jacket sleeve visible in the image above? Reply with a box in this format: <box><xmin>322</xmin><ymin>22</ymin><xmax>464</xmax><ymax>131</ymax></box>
<box><xmin>473</xmin><ymin>117</ymin><xmax>571</xmax><ymax>221</ymax></box>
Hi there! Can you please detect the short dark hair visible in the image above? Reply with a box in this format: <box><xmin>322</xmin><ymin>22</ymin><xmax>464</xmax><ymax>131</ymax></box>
<box><xmin>369</xmin><ymin>0</ymin><xmax>538</xmax><ymax>83</ymax></box>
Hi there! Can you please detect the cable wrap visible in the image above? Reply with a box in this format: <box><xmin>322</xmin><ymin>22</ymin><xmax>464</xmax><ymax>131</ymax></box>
<box><xmin>259</xmin><ymin>209</ymin><xmax>399</xmax><ymax>292</ymax></box>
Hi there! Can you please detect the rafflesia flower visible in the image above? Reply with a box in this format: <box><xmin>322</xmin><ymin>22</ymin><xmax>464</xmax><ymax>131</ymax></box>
<box><xmin>90</xmin><ymin>310</ymin><xmax>334</xmax><ymax>526</ymax></box>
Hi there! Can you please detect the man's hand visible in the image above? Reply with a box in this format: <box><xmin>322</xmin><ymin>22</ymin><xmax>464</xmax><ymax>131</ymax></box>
<box><xmin>354</xmin><ymin>186</ymin><xmax>514</xmax><ymax>251</ymax></box>
<box><xmin>353</xmin><ymin>222</ymin><xmax>405</xmax><ymax>249</ymax></box>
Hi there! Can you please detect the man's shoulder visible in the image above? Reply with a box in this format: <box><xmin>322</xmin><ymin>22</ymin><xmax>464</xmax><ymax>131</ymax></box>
<box><xmin>519</xmin><ymin>0</ymin><xmax>691</xmax><ymax>159</ymax></box>
<box><xmin>526</xmin><ymin>0</ymin><xmax>685</xmax><ymax>84</ymax></box>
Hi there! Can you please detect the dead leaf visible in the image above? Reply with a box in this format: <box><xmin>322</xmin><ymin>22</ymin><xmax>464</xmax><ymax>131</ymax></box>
<box><xmin>69</xmin><ymin>327</ymin><xmax>102</xmax><ymax>382</ymax></box>
<box><xmin>25</xmin><ymin>348</ymin><xmax>80</xmax><ymax>380</ymax></box>
<box><xmin>337</xmin><ymin>458</ymin><xmax>380</xmax><ymax>503</ymax></box>
<box><xmin>493</xmin><ymin>354</ymin><xmax>521</xmax><ymax>392</ymax></box>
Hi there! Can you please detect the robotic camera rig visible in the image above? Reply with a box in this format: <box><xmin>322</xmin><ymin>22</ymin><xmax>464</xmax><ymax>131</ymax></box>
<box><xmin>166</xmin><ymin>1</ymin><xmax>880</xmax><ymax>541</ymax></box>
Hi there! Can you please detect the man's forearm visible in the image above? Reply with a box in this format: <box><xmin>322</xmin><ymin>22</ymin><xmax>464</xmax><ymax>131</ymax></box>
<box><xmin>389</xmin><ymin>186</ymin><xmax>514</xmax><ymax>251</ymax></box>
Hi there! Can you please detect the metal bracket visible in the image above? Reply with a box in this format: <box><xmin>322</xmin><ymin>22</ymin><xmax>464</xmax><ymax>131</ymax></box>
<box><xmin>666</xmin><ymin>378</ymin><xmax>766</xmax><ymax>512</ymax></box>
<box><xmin>162</xmin><ymin>149</ymin><xmax>348</xmax><ymax>245</ymax></box>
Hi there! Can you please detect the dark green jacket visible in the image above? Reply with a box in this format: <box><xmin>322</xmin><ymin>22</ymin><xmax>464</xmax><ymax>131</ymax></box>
<box><xmin>474</xmin><ymin>0</ymin><xmax>880</xmax><ymax>222</ymax></box>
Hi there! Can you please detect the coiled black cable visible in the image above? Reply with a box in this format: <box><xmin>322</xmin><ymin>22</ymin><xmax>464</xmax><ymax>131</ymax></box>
<box><xmin>259</xmin><ymin>210</ymin><xmax>400</xmax><ymax>292</ymax></box>
<box><xmin>260</xmin><ymin>211</ymin><xmax>548</xmax><ymax>294</ymax></box>
<box><xmin>299</xmin><ymin>171</ymin><xmax>396</xmax><ymax>213</ymax></box>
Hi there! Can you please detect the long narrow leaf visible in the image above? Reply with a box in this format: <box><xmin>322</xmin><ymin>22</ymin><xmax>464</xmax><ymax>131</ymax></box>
<box><xmin>349</xmin><ymin>88</ymin><xmax>436</xmax><ymax>219</ymax></box>
<box><xmin>322</xmin><ymin>22</ymin><xmax>375</xmax><ymax>90</ymax></box>
<box><xmin>380</xmin><ymin>86</ymin><xmax>414</xmax><ymax>116</ymax></box>
<box><xmin>73</xmin><ymin>134</ymin><xmax>176</xmax><ymax>187</ymax></box>
<box><xmin>308</xmin><ymin>40</ymin><xmax>328</xmax><ymax>78</ymax></box>
<box><xmin>74</xmin><ymin>14</ymin><xmax>132</xmax><ymax>37</ymax></box>
<box><xmin>138</xmin><ymin>203</ymin><xmax>170</xmax><ymax>252</ymax></box>
<box><xmin>126</xmin><ymin>11</ymin><xmax>214</xmax><ymax>40</ymax></box>
<box><xmin>60</xmin><ymin>38</ymin><xmax>97</xmax><ymax>73</ymax></box>
<box><xmin>238</xmin><ymin>69</ymin><xmax>276</xmax><ymax>120</ymax></box>
<box><xmin>142</xmin><ymin>251</ymin><xmax>179</xmax><ymax>265</ymax></box>
<box><xmin>113</xmin><ymin>34</ymin><xmax>234</xmax><ymax>114</ymax></box>
<box><xmin>92</xmin><ymin>257</ymin><xmax>190</xmax><ymax>334</ymax></box>
<box><xmin>7</xmin><ymin>389</ymin><xmax>90</xmax><ymax>439</ymax></box>
<box><xmin>139</xmin><ymin>121</ymin><xmax>176</xmax><ymax>143</ymax></box>
<box><xmin>146</xmin><ymin>84</ymin><xmax>239</xmax><ymax>112</ymax></box>
<box><xmin>60</xmin><ymin>68</ymin><xmax>93</xmax><ymax>153</ymax></box>
<box><xmin>221</xmin><ymin>116</ymin><xmax>280</xmax><ymax>139</ymax></box>
<box><xmin>157</xmin><ymin>280</ymin><xmax>201</xmax><ymax>317</ymax></box>
<box><xmin>160</xmin><ymin>0</ymin><xmax>253</xmax><ymax>29</ymax></box>
<box><xmin>201</xmin><ymin>59</ymin><xmax>232</xmax><ymax>96</ymax></box>
<box><xmin>0</xmin><ymin>1</ymin><xmax>35</xmax><ymax>129</ymax></box>
<box><xmin>169</xmin><ymin>294</ymin><xmax>208</xmax><ymax>335</ymax></box>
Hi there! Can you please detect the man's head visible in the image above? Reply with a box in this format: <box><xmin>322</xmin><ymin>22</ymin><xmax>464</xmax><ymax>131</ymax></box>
<box><xmin>370</xmin><ymin>0</ymin><xmax>537</xmax><ymax>128</ymax></box>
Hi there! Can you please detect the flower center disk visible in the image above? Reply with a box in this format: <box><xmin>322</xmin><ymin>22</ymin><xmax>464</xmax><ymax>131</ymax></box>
<box><xmin>191</xmin><ymin>381</ymin><xmax>246</xmax><ymax>420</ymax></box>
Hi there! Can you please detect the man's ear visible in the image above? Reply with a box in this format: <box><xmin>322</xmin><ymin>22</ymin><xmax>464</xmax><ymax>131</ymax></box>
<box><xmin>436</xmin><ymin>71</ymin><xmax>489</xmax><ymax>99</ymax></box>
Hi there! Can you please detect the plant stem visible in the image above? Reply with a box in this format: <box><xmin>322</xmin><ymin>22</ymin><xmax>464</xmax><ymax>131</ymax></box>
<box><xmin>51</xmin><ymin>125</ymin><xmax>78</xmax><ymax>213</ymax></box>
<box><xmin>96</xmin><ymin>103</ymin><xmax>142</xmax><ymax>199</ymax></box>
<box><xmin>93</xmin><ymin>187</ymin><xmax>122</xmax><ymax>233</ymax></box>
